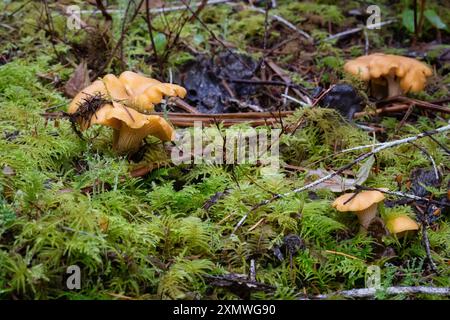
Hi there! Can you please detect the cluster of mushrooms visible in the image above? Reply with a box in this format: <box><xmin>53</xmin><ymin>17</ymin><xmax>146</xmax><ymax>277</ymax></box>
<box><xmin>68</xmin><ymin>71</ymin><xmax>186</xmax><ymax>154</ymax></box>
<box><xmin>333</xmin><ymin>53</ymin><xmax>432</xmax><ymax>236</ymax></box>
<box><xmin>333</xmin><ymin>190</ymin><xmax>419</xmax><ymax>238</ymax></box>
<box><xmin>68</xmin><ymin>53</ymin><xmax>433</xmax><ymax>154</ymax></box>
<box><xmin>68</xmin><ymin>54</ymin><xmax>431</xmax><ymax>237</ymax></box>
<box><xmin>344</xmin><ymin>53</ymin><xmax>433</xmax><ymax>99</ymax></box>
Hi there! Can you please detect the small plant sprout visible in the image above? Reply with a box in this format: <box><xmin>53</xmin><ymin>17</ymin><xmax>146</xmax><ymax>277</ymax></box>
<box><xmin>332</xmin><ymin>190</ymin><xmax>385</xmax><ymax>232</ymax></box>
<box><xmin>343</xmin><ymin>53</ymin><xmax>433</xmax><ymax>99</ymax></box>
<box><xmin>68</xmin><ymin>71</ymin><xmax>186</xmax><ymax>154</ymax></box>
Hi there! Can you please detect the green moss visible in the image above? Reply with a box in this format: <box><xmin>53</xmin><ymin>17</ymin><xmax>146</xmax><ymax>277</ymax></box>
<box><xmin>276</xmin><ymin>2</ymin><xmax>345</xmax><ymax>26</ymax></box>
<box><xmin>0</xmin><ymin>0</ymin><xmax>449</xmax><ymax>301</ymax></box>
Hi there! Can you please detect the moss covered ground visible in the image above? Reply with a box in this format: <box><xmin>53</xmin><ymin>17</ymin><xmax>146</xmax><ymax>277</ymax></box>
<box><xmin>0</xmin><ymin>0</ymin><xmax>449</xmax><ymax>300</ymax></box>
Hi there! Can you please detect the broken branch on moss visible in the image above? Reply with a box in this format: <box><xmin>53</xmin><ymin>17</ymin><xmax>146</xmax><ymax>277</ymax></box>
<box><xmin>305</xmin><ymin>286</ymin><xmax>450</xmax><ymax>299</ymax></box>
<box><xmin>233</xmin><ymin>122</ymin><xmax>450</xmax><ymax>234</ymax></box>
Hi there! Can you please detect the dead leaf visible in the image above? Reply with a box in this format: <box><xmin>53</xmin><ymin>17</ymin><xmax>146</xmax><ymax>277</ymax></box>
<box><xmin>64</xmin><ymin>60</ymin><xmax>91</xmax><ymax>98</ymax></box>
<box><xmin>306</xmin><ymin>156</ymin><xmax>375</xmax><ymax>192</ymax></box>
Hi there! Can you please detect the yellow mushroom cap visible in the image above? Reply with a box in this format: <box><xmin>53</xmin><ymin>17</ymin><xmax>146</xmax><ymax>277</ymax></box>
<box><xmin>87</xmin><ymin>103</ymin><xmax>174</xmax><ymax>154</ymax></box>
<box><xmin>69</xmin><ymin>74</ymin><xmax>131</xmax><ymax>115</ymax></box>
<box><xmin>70</xmin><ymin>72</ymin><xmax>187</xmax><ymax>115</ymax></box>
<box><xmin>118</xmin><ymin>71</ymin><xmax>187</xmax><ymax>111</ymax></box>
<box><xmin>344</xmin><ymin>53</ymin><xmax>433</xmax><ymax>93</ymax></box>
<box><xmin>68</xmin><ymin>76</ymin><xmax>177</xmax><ymax>154</ymax></box>
<box><xmin>386</xmin><ymin>215</ymin><xmax>419</xmax><ymax>234</ymax></box>
<box><xmin>68</xmin><ymin>79</ymin><xmax>107</xmax><ymax>114</ymax></box>
<box><xmin>332</xmin><ymin>190</ymin><xmax>385</xmax><ymax>212</ymax></box>
<box><xmin>89</xmin><ymin>104</ymin><xmax>174</xmax><ymax>140</ymax></box>
<box><xmin>102</xmin><ymin>74</ymin><xmax>130</xmax><ymax>106</ymax></box>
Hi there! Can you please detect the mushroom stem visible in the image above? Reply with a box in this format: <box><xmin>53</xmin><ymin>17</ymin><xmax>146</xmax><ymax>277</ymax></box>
<box><xmin>112</xmin><ymin>126</ymin><xmax>146</xmax><ymax>155</ymax></box>
<box><xmin>356</xmin><ymin>203</ymin><xmax>378</xmax><ymax>231</ymax></box>
<box><xmin>385</xmin><ymin>74</ymin><xmax>403</xmax><ymax>98</ymax></box>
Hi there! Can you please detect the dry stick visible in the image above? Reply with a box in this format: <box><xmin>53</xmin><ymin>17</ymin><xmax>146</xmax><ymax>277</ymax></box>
<box><xmin>265</xmin><ymin>59</ymin><xmax>312</xmax><ymax>104</ymax></box>
<box><xmin>353</xmin><ymin>103</ymin><xmax>411</xmax><ymax>118</ymax></box>
<box><xmin>79</xmin><ymin>0</ymin><xmax>232</xmax><ymax>15</ymax></box>
<box><xmin>249</xmin><ymin>259</ymin><xmax>256</xmax><ymax>282</ymax></box>
<box><xmin>394</xmin><ymin>104</ymin><xmax>415</xmax><ymax>135</ymax></box>
<box><xmin>160</xmin><ymin>2</ymin><xmax>199</xmax><ymax>67</ymax></box>
<box><xmin>42</xmin><ymin>0</ymin><xmax>62</xmax><ymax>61</ymax></box>
<box><xmin>414</xmin><ymin>204</ymin><xmax>440</xmax><ymax>273</ymax></box>
<box><xmin>247</xmin><ymin>6</ymin><xmax>312</xmax><ymax>40</ymax></box>
<box><xmin>305</xmin><ymin>286</ymin><xmax>450</xmax><ymax>299</ymax></box>
<box><xmin>409</xmin><ymin>141</ymin><xmax>439</xmax><ymax>180</ymax></box>
<box><xmin>422</xmin><ymin>222</ymin><xmax>440</xmax><ymax>273</ymax></box>
<box><xmin>118</xmin><ymin>1</ymin><xmax>134</xmax><ymax>73</ymax></box>
<box><xmin>179</xmin><ymin>0</ymin><xmax>253</xmax><ymax>72</ymax></box>
<box><xmin>92</xmin><ymin>0</ymin><xmax>145</xmax><ymax>80</ymax></box>
<box><xmin>428</xmin><ymin>135</ymin><xmax>450</xmax><ymax>155</ymax></box>
<box><xmin>232</xmin><ymin>122</ymin><xmax>450</xmax><ymax>234</ymax></box>
<box><xmin>321</xmin><ymin>19</ymin><xmax>397</xmax><ymax>43</ymax></box>
<box><xmin>377</xmin><ymin>96</ymin><xmax>450</xmax><ymax>115</ymax></box>
<box><xmin>169</xmin><ymin>97</ymin><xmax>200</xmax><ymax>114</ymax></box>
<box><xmin>144</xmin><ymin>0</ymin><xmax>160</xmax><ymax>71</ymax></box>
<box><xmin>252</xmin><ymin>0</ymin><xmax>271</xmax><ymax>75</ymax></box>
<box><xmin>363</xmin><ymin>27</ymin><xmax>369</xmax><ymax>55</ymax></box>
<box><xmin>95</xmin><ymin>0</ymin><xmax>113</xmax><ymax>22</ymax></box>
<box><xmin>355</xmin><ymin>185</ymin><xmax>449</xmax><ymax>208</ymax></box>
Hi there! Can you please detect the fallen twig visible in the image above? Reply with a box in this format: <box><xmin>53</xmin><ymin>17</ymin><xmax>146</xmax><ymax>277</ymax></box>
<box><xmin>92</xmin><ymin>0</ymin><xmax>145</xmax><ymax>80</ymax></box>
<box><xmin>378</xmin><ymin>96</ymin><xmax>450</xmax><ymax>114</ymax></box>
<box><xmin>169</xmin><ymin>97</ymin><xmax>200</xmax><ymax>114</ymax></box>
<box><xmin>409</xmin><ymin>142</ymin><xmax>439</xmax><ymax>180</ymax></box>
<box><xmin>232</xmin><ymin>122</ymin><xmax>450</xmax><ymax>234</ymax></box>
<box><xmin>304</xmin><ymin>286</ymin><xmax>450</xmax><ymax>299</ymax></box>
<box><xmin>247</xmin><ymin>6</ymin><xmax>312</xmax><ymax>40</ymax></box>
<box><xmin>79</xmin><ymin>0</ymin><xmax>232</xmax><ymax>15</ymax></box>
<box><xmin>321</xmin><ymin>19</ymin><xmax>397</xmax><ymax>43</ymax></box>
<box><xmin>353</xmin><ymin>104</ymin><xmax>411</xmax><ymax>118</ymax></box>
<box><xmin>356</xmin><ymin>185</ymin><xmax>449</xmax><ymax>208</ymax></box>
<box><xmin>414</xmin><ymin>204</ymin><xmax>440</xmax><ymax>273</ymax></box>
<box><xmin>421</xmin><ymin>222</ymin><xmax>440</xmax><ymax>273</ymax></box>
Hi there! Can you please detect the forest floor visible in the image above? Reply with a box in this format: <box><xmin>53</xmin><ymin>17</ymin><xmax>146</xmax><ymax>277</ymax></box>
<box><xmin>0</xmin><ymin>0</ymin><xmax>449</xmax><ymax>300</ymax></box>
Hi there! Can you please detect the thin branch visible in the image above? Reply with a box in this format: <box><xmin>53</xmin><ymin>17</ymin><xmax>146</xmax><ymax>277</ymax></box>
<box><xmin>428</xmin><ymin>135</ymin><xmax>450</xmax><ymax>155</ymax></box>
<box><xmin>232</xmin><ymin>122</ymin><xmax>450</xmax><ymax>234</ymax></box>
<box><xmin>356</xmin><ymin>186</ymin><xmax>449</xmax><ymax>208</ymax></box>
<box><xmin>144</xmin><ymin>0</ymin><xmax>160</xmax><ymax>71</ymax></box>
<box><xmin>248</xmin><ymin>6</ymin><xmax>312</xmax><ymax>40</ymax></box>
<box><xmin>95</xmin><ymin>0</ymin><xmax>113</xmax><ymax>22</ymax></box>
<box><xmin>79</xmin><ymin>0</ymin><xmax>232</xmax><ymax>15</ymax></box>
<box><xmin>421</xmin><ymin>222</ymin><xmax>440</xmax><ymax>273</ymax></box>
<box><xmin>409</xmin><ymin>142</ymin><xmax>439</xmax><ymax>180</ymax></box>
<box><xmin>92</xmin><ymin>0</ymin><xmax>145</xmax><ymax>80</ymax></box>
<box><xmin>304</xmin><ymin>286</ymin><xmax>450</xmax><ymax>299</ymax></box>
<box><xmin>414</xmin><ymin>204</ymin><xmax>440</xmax><ymax>273</ymax></box>
<box><xmin>321</xmin><ymin>19</ymin><xmax>396</xmax><ymax>43</ymax></box>
<box><xmin>179</xmin><ymin>0</ymin><xmax>253</xmax><ymax>71</ymax></box>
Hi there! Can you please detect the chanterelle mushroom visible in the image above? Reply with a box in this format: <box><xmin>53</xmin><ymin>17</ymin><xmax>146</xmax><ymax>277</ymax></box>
<box><xmin>68</xmin><ymin>72</ymin><xmax>185</xmax><ymax>154</ymax></box>
<box><xmin>385</xmin><ymin>215</ymin><xmax>419</xmax><ymax>238</ymax></box>
<box><xmin>333</xmin><ymin>190</ymin><xmax>385</xmax><ymax>232</ymax></box>
<box><xmin>119</xmin><ymin>71</ymin><xmax>187</xmax><ymax>112</ymax></box>
<box><xmin>344</xmin><ymin>53</ymin><xmax>433</xmax><ymax>99</ymax></box>
<box><xmin>69</xmin><ymin>71</ymin><xmax>186</xmax><ymax>114</ymax></box>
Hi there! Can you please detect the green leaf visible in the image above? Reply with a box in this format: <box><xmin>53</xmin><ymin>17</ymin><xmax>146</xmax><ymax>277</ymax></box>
<box><xmin>424</xmin><ymin>9</ymin><xmax>448</xmax><ymax>30</ymax></box>
<box><xmin>402</xmin><ymin>9</ymin><xmax>415</xmax><ymax>33</ymax></box>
